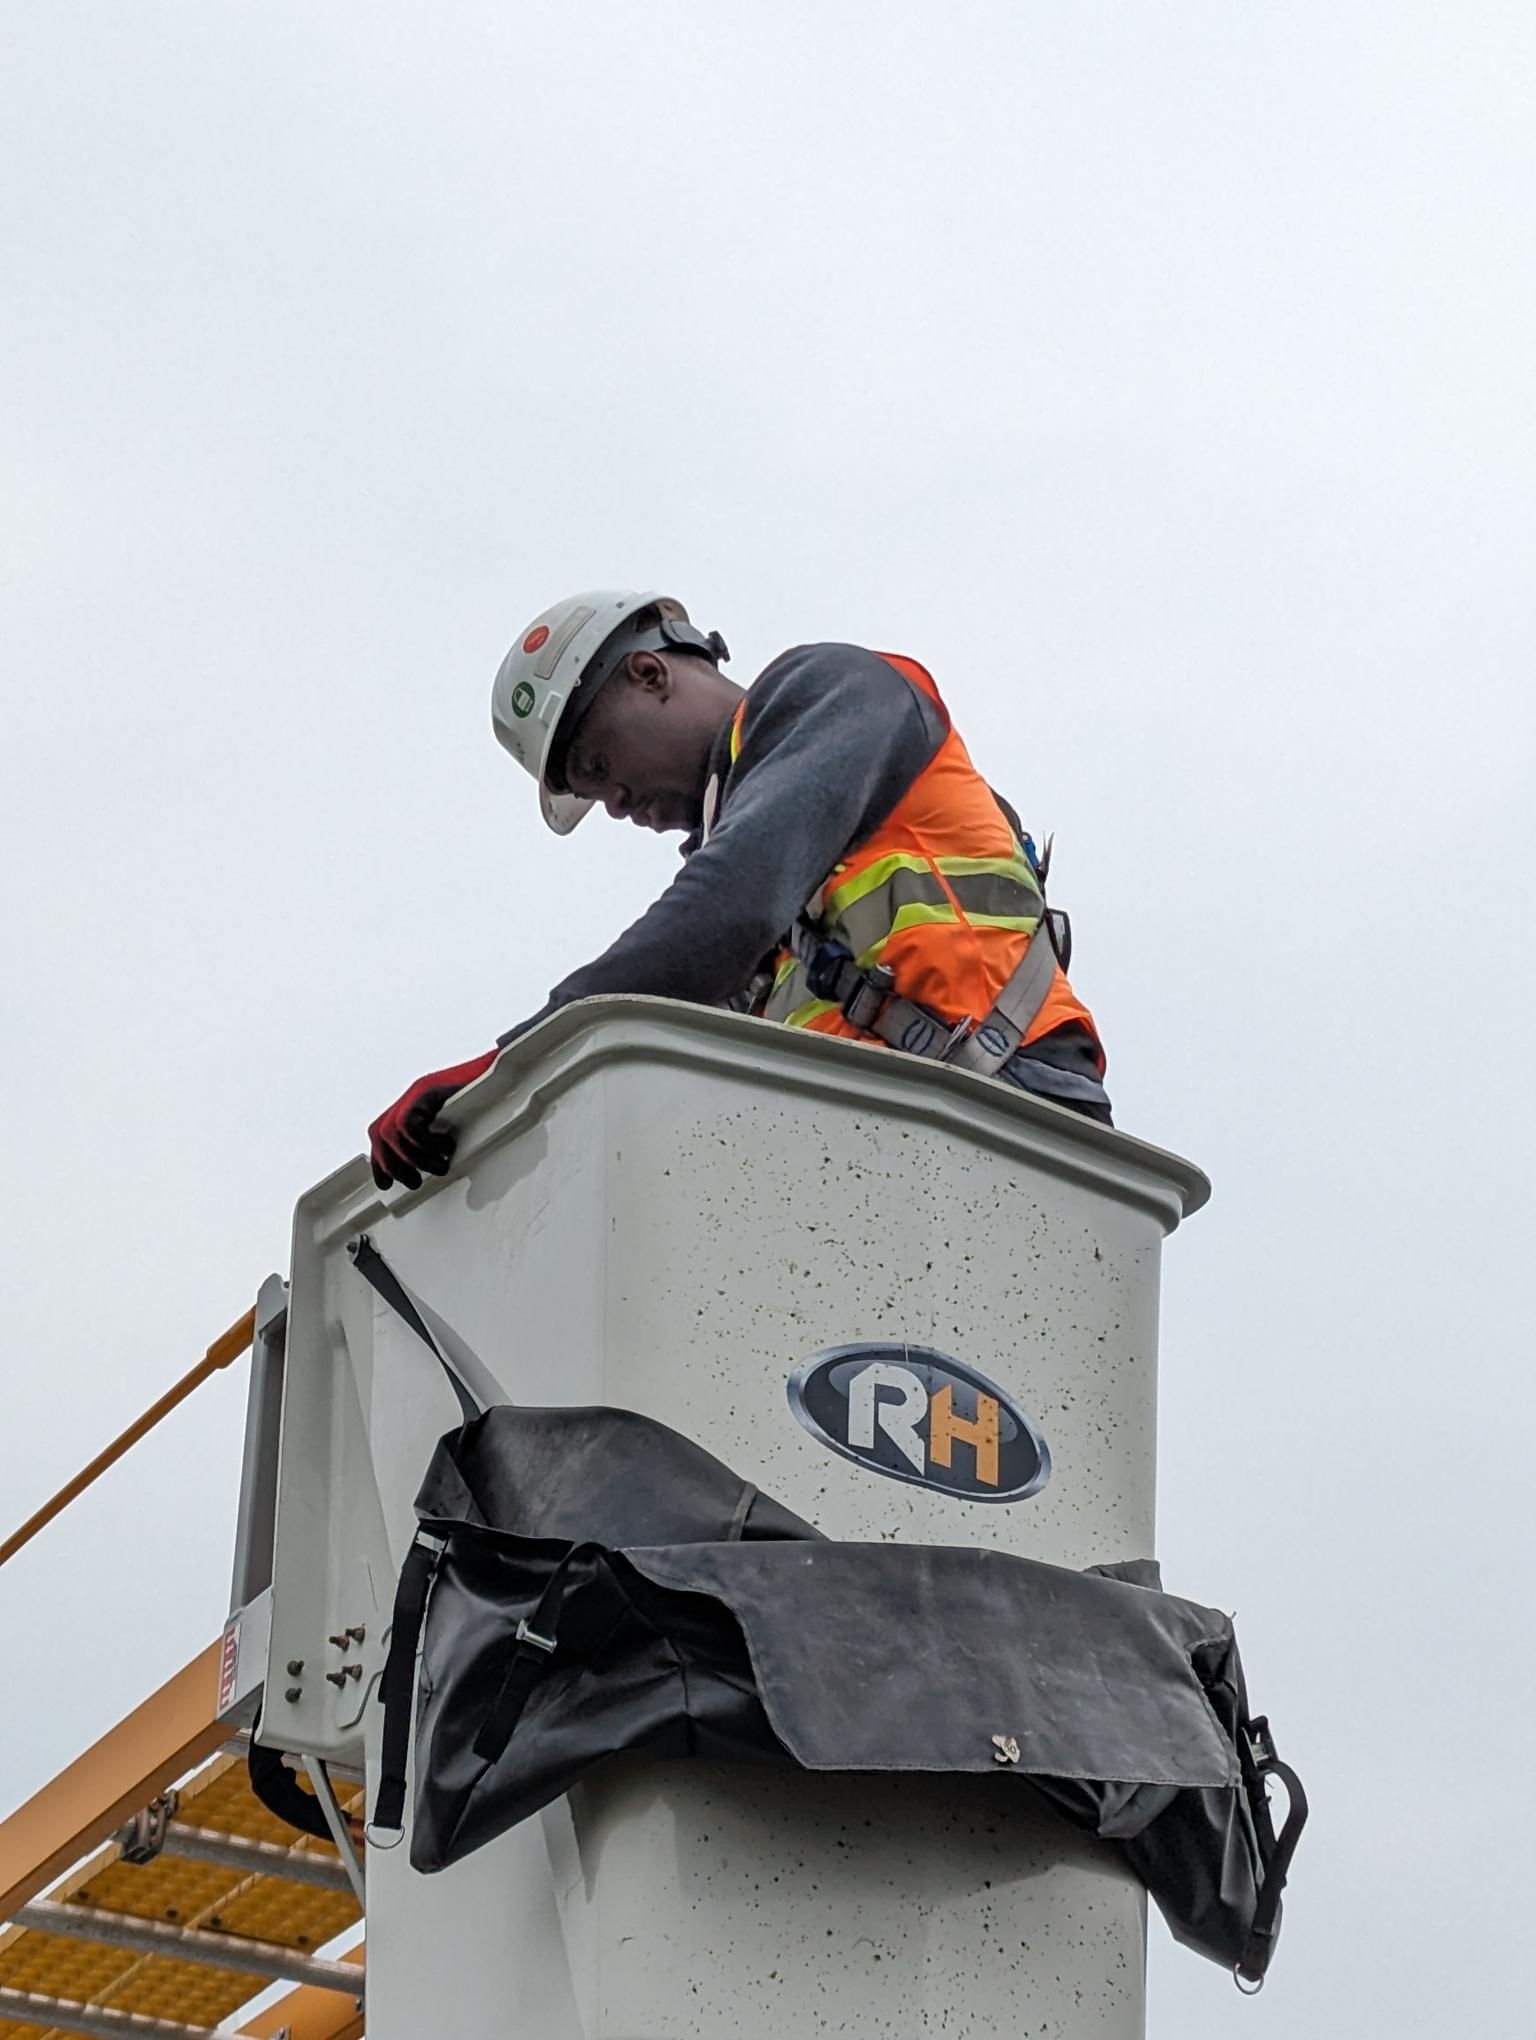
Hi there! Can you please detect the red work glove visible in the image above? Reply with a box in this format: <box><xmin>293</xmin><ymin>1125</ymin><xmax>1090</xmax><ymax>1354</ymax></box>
<box><xmin>368</xmin><ymin>1050</ymin><xmax>497</xmax><ymax>1191</ymax></box>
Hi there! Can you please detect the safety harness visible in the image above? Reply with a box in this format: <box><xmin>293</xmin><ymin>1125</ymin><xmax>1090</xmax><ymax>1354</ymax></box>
<box><xmin>767</xmin><ymin>831</ymin><xmax>1074</xmax><ymax>1082</ymax></box>
<box><xmin>701</xmin><ymin>666</ymin><xmax>1088</xmax><ymax>1078</ymax></box>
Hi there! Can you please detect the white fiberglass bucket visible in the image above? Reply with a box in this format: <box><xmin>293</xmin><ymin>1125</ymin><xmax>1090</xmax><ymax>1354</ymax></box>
<box><xmin>263</xmin><ymin>999</ymin><xmax>1207</xmax><ymax>2039</ymax></box>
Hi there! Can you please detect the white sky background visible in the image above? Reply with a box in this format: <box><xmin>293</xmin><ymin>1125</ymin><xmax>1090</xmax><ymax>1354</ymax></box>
<box><xmin>2</xmin><ymin>3</ymin><xmax>1533</xmax><ymax>2031</ymax></box>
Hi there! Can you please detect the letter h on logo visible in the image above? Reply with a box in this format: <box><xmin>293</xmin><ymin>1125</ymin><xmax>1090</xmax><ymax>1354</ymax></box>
<box><xmin>927</xmin><ymin>1385</ymin><xmax>1000</xmax><ymax>1487</ymax></box>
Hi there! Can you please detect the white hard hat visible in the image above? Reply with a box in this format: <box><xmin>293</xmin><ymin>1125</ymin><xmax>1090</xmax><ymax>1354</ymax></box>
<box><xmin>491</xmin><ymin>590</ymin><xmax>726</xmax><ymax>834</ymax></box>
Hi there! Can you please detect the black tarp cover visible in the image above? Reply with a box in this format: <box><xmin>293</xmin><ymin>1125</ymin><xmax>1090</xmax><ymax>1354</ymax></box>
<box><xmin>355</xmin><ymin>1239</ymin><xmax>1303</xmax><ymax>1986</ymax></box>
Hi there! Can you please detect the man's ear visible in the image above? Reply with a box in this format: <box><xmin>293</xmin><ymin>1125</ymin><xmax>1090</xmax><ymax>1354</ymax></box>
<box><xmin>624</xmin><ymin>648</ymin><xmax>672</xmax><ymax>698</ymax></box>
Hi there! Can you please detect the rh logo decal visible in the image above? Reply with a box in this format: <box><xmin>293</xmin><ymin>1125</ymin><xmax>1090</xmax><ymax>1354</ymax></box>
<box><xmin>787</xmin><ymin>1343</ymin><xmax>1050</xmax><ymax>1502</ymax></box>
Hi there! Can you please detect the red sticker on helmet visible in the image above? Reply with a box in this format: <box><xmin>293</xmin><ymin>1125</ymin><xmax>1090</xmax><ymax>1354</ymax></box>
<box><xmin>523</xmin><ymin>625</ymin><xmax>550</xmax><ymax>654</ymax></box>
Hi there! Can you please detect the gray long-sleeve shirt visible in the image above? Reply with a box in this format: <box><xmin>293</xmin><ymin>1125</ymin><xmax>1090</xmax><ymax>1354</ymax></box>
<box><xmin>499</xmin><ymin>641</ymin><xmax>1110</xmax><ymax>1118</ymax></box>
<box><xmin>503</xmin><ymin>643</ymin><xmax>946</xmax><ymax>1033</ymax></box>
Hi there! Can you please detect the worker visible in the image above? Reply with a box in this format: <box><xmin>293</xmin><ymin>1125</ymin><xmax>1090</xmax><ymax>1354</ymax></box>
<box><xmin>368</xmin><ymin>590</ymin><xmax>1110</xmax><ymax>1190</ymax></box>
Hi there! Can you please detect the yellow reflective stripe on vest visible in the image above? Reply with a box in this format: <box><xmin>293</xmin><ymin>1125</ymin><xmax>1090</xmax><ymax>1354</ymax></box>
<box><xmin>857</xmin><ymin>906</ymin><xmax>1043</xmax><ymax>968</ymax></box>
<box><xmin>762</xmin><ymin>955</ymin><xmax>837</xmax><ymax>1029</ymax></box>
<box><xmin>943</xmin><ymin>871</ymin><xmax>1042</xmax><ymax>920</ymax></box>
<box><xmin>932</xmin><ymin>849</ymin><xmax>1041</xmax><ymax>890</ymax></box>
<box><xmin>825</xmin><ymin>849</ymin><xmax>1041</xmax><ymax>920</ymax></box>
<box><xmin>763</xmin><ymin>953</ymin><xmax>814</xmax><ymax>1025</ymax></box>
<box><xmin>962</xmin><ymin>910</ymin><xmax>1045</xmax><ymax>933</ymax></box>
<box><xmin>854</xmin><ymin>901</ymin><xmax>958</xmax><ymax>966</ymax></box>
<box><xmin>822</xmin><ymin>847</ymin><xmax>1036</xmax><ymax>902</ymax></box>
<box><xmin>834</xmin><ymin>868</ymin><xmax>952</xmax><ymax>959</ymax></box>
<box><xmin>784</xmin><ymin>996</ymin><xmax>840</xmax><ymax>1029</ymax></box>
<box><xmin>824</xmin><ymin>851</ymin><xmax>939</xmax><ymax>919</ymax></box>
<box><xmin>829</xmin><ymin>863</ymin><xmax>1042</xmax><ymax>964</ymax></box>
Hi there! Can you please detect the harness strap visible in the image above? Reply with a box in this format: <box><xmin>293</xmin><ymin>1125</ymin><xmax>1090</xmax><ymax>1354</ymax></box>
<box><xmin>801</xmin><ymin>922</ymin><xmax>1063</xmax><ymax>1075</ymax></box>
<box><xmin>946</xmin><ymin>920</ymin><xmax>1062</xmax><ymax>1077</ymax></box>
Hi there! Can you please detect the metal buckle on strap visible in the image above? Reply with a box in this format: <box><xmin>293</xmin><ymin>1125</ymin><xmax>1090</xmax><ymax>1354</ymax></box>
<box><xmin>842</xmin><ymin>964</ymin><xmax>895</xmax><ymax>1032</ymax></box>
<box><xmin>515</xmin><ymin>1618</ymin><xmax>557</xmax><ymax>1654</ymax></box>
<box><xmin>937</xmin><ymin>1016</ymin><xmax>977</xmax><ymax>1062</ymax></box>
<box><xmin>1246</xmin><ymin>1716</ymin><xmax>1278</xmax><ymax>1768</ymax></box>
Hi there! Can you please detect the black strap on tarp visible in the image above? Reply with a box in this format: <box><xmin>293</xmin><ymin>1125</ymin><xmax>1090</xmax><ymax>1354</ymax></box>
<box><xmin>465</xmin><ymin>1465</ymin><xmax>761</xmax><ymax>1773</ymax></box>
<box><xmin>370</xmin><ymin>1534</ymin><xmax>441</xmax><ymax>1838</ymax></box>
<box><xmin>470</xmin><ymin>1540</ymin><xmax>606</xmax><ymax>1766</ymax></box>
<box><xmin>373</xmin><ymin>1537</ymin><xmax>618</xmax><ymax>1833</ymax></box>
<box><xmin>1234</xmin><ymin>1718</ymin><xmax>1310</xmax><ymax>1990</ymax></box>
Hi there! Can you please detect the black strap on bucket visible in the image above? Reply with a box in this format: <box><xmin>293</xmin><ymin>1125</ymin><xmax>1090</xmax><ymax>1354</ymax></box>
<box><xmin>247</xmin><ymin>1731</ymin><xmax>341</xmax><ymax>1843</ymax></box>
<box><xmin>350</xmin><ymin>1233</ymin><xmax>492</xmax><ymax>1839</ymax></box>
<box><xmin>352</xmin><ymin>1236</ymin><xmax>766</xmax><ymax>1838</ymax></box>
<box><xmin>348</xmin><ymin>1234</ymin><xmax>483</xmax><ymax>1425</ymax></box>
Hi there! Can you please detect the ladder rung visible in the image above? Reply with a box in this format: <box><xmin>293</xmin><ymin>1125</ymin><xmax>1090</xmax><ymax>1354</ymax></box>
<box><xmin>0</xmin><ymin>1984</ymin><xmax>219</xmax><ymax>2039</ymax></box>
<box><xmin>15</xmin><ymin>1898</ymin><xmax>365</xmax><ymax>1996</ymax></box>
<box><xmin>157</xmin><ymin>1819</ymin><xmax>358</xmax><ymax>1893</ymax></box>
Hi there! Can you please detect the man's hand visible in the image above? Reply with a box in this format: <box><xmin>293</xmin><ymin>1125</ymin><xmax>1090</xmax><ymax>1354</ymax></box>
<box><xmin>368</xmin><ymin>1050</ymin><xmax>498</xmax><ymax>1190</ymax></box>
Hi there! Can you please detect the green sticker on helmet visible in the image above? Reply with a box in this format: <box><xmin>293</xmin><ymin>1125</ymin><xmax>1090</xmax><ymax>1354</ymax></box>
<box><xmin>511</xmin><ymin>680</ymin><xmax>536</xmax><ymax>719</ymax></box>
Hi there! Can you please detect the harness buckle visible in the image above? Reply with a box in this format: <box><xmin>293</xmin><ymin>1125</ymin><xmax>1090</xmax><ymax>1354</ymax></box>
<box><xmin>842</xmin><ymin>963</ymin><xmax>895</xmax><ymax>1032</ymax></box>
<box><xmin>515</xmin><ymin>1618</ymin><xmax>557</xmax><ymax>1655</ymax></box>
<box><xmin>938</xmin><ymin>1016</ymin><xmax>976</xmax><ymax>1062</ymax></box>
<box><xmin>804</xmin><ymin>939</ymin><xmax>852</xmax><ymax>1001</ymax></box>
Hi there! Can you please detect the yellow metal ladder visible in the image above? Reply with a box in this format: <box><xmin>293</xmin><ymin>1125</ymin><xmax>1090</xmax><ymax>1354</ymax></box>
<box><xmin>0</xmin><ymin>1314</ymin><xmax>367</xmax><ymax>2040</ymax></box>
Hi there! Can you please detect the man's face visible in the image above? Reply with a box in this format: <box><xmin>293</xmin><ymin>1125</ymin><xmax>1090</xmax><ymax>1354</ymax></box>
<box><xmin>560</xmin><ymin>656</ymin><xmax>712</xmax><ymax>834</ymax></box>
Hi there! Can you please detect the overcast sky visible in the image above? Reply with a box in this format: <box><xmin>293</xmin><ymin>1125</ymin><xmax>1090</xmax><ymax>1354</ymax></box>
<box><xmin>2</xmin><ymin>4</ymin><xmax>1533</xmax><ymax>2033</ymax></box>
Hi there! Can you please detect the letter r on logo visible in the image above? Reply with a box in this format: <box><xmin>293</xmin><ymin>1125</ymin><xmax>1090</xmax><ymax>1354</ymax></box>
<box><xmin>847</xmin><ymin>1362</ymin><xmax>928</xmax><ymax>1474</ymax></box>
<box><xmin>927</xmin><ymin>1385</ymin><xmax>1000</xmax><ymax>1487</ymax></box>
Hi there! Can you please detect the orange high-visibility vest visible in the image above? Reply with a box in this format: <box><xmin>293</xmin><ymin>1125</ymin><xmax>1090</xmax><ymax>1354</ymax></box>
<box><xmin>733</xmin><ymin>656</ymin><xmax>1103</xmax><ymax>1057</ymax></box>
